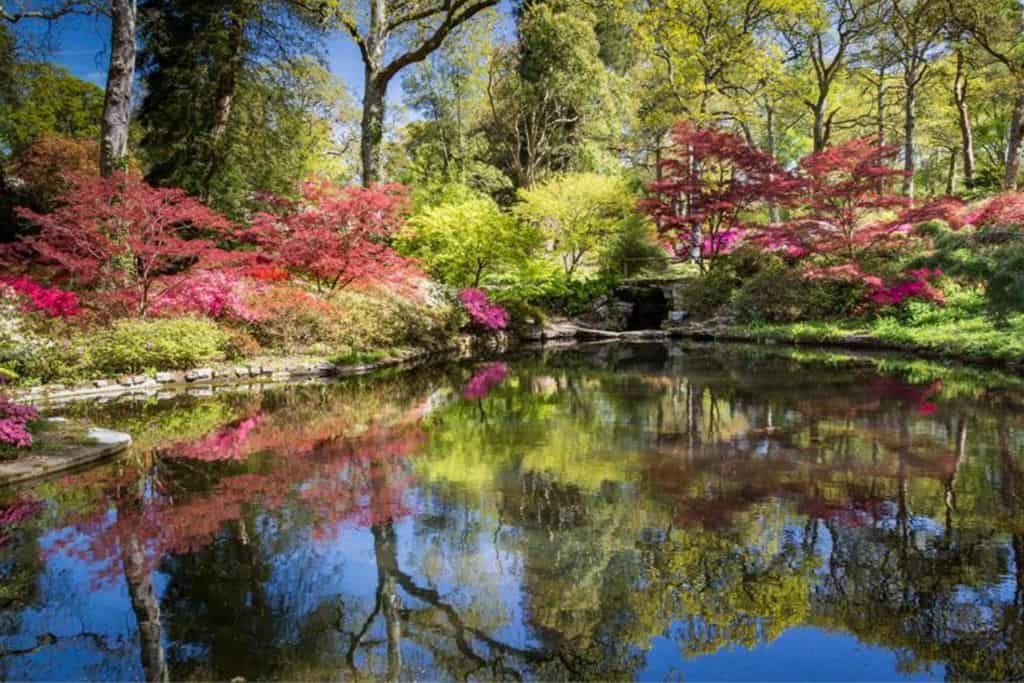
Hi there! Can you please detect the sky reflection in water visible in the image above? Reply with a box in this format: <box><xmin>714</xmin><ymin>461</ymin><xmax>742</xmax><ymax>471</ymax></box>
<box><xmin>1</xmin><ymin>343</ymin><xmax>1023</xmax><ymax>681</ymax></box>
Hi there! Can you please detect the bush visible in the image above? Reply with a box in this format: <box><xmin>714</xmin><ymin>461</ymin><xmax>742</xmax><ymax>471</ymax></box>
<box><xmin>732</xmin><ymin>265</ymin><xmax>866</xmax><ymax>323</ymax></box>
<box><xmin>245</xmin><ymin>285</ymin><xmax>342</xmax><ymax>352</ymax></box>
<box><xmin>0</xmin><ymin>290</ymin><xmax>81</xmax><ymax>384</ymax></box>
<box><xmin>332</xmin><ymin>290</ymin><xmax>455</xmax><ymax>351</ymax></box>
<box><xmin>599</xmin><ymin>214</ymin><xmax>668</xmax><ymax>279</ymax></box>
<box><xmin>83</xmin><ymin>317</ymin><xmax>226</xmax><ymax>375</ymax></box>
<box><xmin>675</xmin><ymin>268</ymin><xmax>741</xmax><ymax>320</ymax></box>
<box><xmin>221</xmin><ymin>329</ymin><xmax>263</xmax><ymax>361</ymax></box>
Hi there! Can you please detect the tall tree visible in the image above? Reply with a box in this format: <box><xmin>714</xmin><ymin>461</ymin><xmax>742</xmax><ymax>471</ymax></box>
<box><xmin>948</xmin><ymin>0</ymin><xmax>1024</xmax><ymax>189</ymax></box>
<box><xmin>99</xmin><ymin>0</ymin><xmax>136</xmax><ymax>176</ymax></box>
<box><xmin>887</xmin><ymin>0</ymin><xmax>946</xmax><ymax>198</ymax></box>
<box><xmin>137</xmin><ymin>0</ymin><xmax>326</xmax><ymax>201</ymax></box>
<box><xmin>333</xmin><ymin>0</ymin><xmax>499</xmax><ymax>186</ymax></box>
<box><xmin>780</xmin><ymin>0</ymin><xmax>882</xmax><ymax>152</ymax></box>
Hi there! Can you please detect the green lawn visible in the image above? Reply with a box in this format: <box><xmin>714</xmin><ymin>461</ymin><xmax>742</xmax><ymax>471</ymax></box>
<box><xmin>732</xmin><ymin>291</ymin><xmax>1024</xmax><ymax>366</ymax></box>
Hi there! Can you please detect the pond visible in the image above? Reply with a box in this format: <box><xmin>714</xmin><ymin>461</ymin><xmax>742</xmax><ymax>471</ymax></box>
<box><xmin>1</xmin><ymin>343</ymin><xmax>1023</xmax><ymax>681</ymax></box>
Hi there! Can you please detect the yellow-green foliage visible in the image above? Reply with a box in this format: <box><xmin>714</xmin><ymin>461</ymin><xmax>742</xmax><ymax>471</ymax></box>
<box><xmin>401</xmin><ymin>193</ymin><xmax>540</xmax><ymax>288</ymax></box>
<box><xmin>82</xmin><ymin>317</ymin><xmax>226</xmax><ymax>374</ymax></box>
<box><xmin>517</xmin><ymin>173</ymin><xmax>639</xmax><ymax>279</ymax></box>
<box><xmin>332</xmin><ymin>289</ymin><xmax>459</xmax><ymax>352</ymax></box>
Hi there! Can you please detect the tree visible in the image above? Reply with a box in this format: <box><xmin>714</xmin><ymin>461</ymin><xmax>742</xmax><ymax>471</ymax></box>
<box><xmin>137</xmin><ymin>0</ymin><xmax>335</xmax><ymax>204</ymax></box>
<box><xmin>759</xmin><ymin>137</ymin><xmax>909</xmax><ymax>261</ymax></box>
<box><xmin>779</xmin><ymin>0</ymin><xmax>884</xmax><ymax>152</ymax></box>
<box><xmin>642</xmin><ymin>122</ymin><xmax>797</xmax><ymax>271</ymax></box>
<box><xmin>399</xmin><ymin>9</ymin><xmax>497</xmax><ymax>189</ymax></box>
<box><xmin>14</xmin><ymin>173</ymin><xmax>235</xmax><ymax>316</ymax></box>
<box><xmin>242</xmin><ymin>179</ymin><xmax>419</xmax><ymax>293</ymax></box>
<box><xmin>947</xmin><ymin>0</ymin><xmax>1024</xmax><ymax>190</ymax></box>
<box><xmin>333</xmin><ymin>0</ymin><xmax>499</xmax><ymax>186</ymax></box>
<box><xmin>887</xmin><ymin>0</ymin><xmax>946</xmax><ymax>198</ymax></box>
<box><xmin>517</xmin><ymin>172</ymin><xmax>636</xmax><ymax>280</ymax></box>
<box><xmin>401</xmin><ymin>192</ymin><xmax>539</xmax><ymax>287</ymax></box>
<box><xmin>0</xmin><ymin>62</ymin><xmax>104</xmax><ymax>157</ymax></box>
<box><xmin>100</xmin><ymin>0</ymin><xmax>136</xmax><ymax>176</ymax></box>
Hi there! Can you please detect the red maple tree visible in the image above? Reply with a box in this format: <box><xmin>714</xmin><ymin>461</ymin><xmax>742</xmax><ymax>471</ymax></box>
<box><xmin>758</xmin><ymin>138</ymin><xmax>909</xmax><ymax>262</ymax></box>
<box><xmin>15</xmin><ymin>173</ymin><xmax>236</xmax><ymax>317</ymax></box>
<box><xmin>642</xmin><ymin>122</ymin><xmax>798</xmax><ymax>271</ymax></box>
<box><xmin>241</xmin><ymin>180</ymin><xmax>421</xmax><ymax>294</ymax></box>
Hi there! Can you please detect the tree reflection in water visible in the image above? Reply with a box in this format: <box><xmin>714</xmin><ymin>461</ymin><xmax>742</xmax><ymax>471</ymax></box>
<box><xmin>0</xmin><ymin>343</ymin><xmax>1022</xmax><ymax>680</ymax></box>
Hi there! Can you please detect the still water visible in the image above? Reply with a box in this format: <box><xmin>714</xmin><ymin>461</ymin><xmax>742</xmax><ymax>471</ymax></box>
<box><xmin>1</xmin><ymin>343</ymin><xmax>1022</xmax><ymax>681</ymax></box>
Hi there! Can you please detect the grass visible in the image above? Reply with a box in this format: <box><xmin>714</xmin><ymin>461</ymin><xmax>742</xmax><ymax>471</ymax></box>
<box><xmin>730</xmin><ymin>290</ymin><xmax>1024</xmax><ymax>366</ymax></box>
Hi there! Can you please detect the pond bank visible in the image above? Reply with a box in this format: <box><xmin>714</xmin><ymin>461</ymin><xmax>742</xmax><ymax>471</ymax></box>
<box><xmin>666</xmin><ymin>321</ymin><xmax>1024</xmax><ymax>372</ymax></box>
<box><xmin>12</xmin><ymin>332</ymin><xmax>520</xmax><ymax>407</ymax></box>
<box><xmin>0</xmin><ymin>422</ymin><xmax>131</xmax><ymax>486</ymax></box>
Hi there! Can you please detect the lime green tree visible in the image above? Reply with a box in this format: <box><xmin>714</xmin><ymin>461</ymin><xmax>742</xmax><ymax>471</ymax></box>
<box><xmin>517</xmin><ymin>173</ymin><xmax>639</xmax><ymax>281</ymax></box>
<box><xmin>401</xmin><ymin>192</ymin><xmax>540</xmax><ymax>287</ymax></box>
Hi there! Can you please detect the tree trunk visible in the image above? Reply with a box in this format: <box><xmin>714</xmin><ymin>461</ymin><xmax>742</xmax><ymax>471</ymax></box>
<box><xmin>811</xmin><ymin>100</ymin><xmax>827</xmax><ymax>153</ymax></box>
<box><xmin>765</xmin><ymin>104</ymin><xmax>780</xmax><ymax>223</ymax></box>
<box><xmin>202</xmin><ymin>4</ymin><xmax>248</xmax><ymax>198</ymax></box>
<box><xmin>953</xmin><ymin>51</ymin><xmax>975</xmax><ymax>187</ymax></box>
<box><xmin>361</xmin><ymin>75</ymin><xmax>386</xmax><ymax>187</ymax></box>
<box><xmin>1005</xmin><ymin>91</ymin><xmax>1024</xmax><ymax>191</ymax></box>
<box><xmin>359</xmin><ymin>0</ymin><xmax>388</xmax><ymax>187</ymax></box>
<box><xmin>903</xmin><ymin>79</ymin><xmax>916</xmax><ymax>198</ymax></box>
<box><xmin>945</xmin><ymin>148</ymin><xmax>957</xmax><ymax>195</ymax></box>
<box><xmin>100</xmin><ymin>0</ymin><xmax>136</xmax><ymax>177</ymax></box>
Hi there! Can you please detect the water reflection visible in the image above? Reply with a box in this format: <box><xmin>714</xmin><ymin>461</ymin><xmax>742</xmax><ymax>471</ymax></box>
<box><xmin>1</xmin><ymin>343</ymin><xmax>1023</xmax><ymax>680</ymax></box>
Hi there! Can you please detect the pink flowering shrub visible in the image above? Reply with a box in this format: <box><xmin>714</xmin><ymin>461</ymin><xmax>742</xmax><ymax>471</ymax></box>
<box><xmin>0</xmin><ymin>275</ymin><xmax>80</xmax><ymax>317</ymax></box>
<box><xmin>458</xmin><ymin>288</ymin><xmax>509</xmax><ymax>331</ymax></box>
<box><xmin>150</xmin><ymin>271</ymin><xmax>263</xmax><ymax>323</ymax></box>
<box><xmin>463</xmin><ymin>363</ymin><xmax>510</xmax><ymax>400</ymax></box>
<box><xmin>0</xmin><ymin>386</ymin><xmax>38</xmax><ymax>448</ymax></box>
<box><xmin>867</xmin><ymin>269</ymin><xmax>945</xmax><ymax>307</ymax></box>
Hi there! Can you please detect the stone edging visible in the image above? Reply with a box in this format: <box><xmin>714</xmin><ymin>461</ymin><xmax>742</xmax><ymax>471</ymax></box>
<box><xmin>14</xmin><ymin>333</ymin><xmax>517</xmax><ymax>407</ymax></box>
<box><xmin>0</xmin><ymin>427</ymin><xmax>132</xmax><ymax>486</ymax></box>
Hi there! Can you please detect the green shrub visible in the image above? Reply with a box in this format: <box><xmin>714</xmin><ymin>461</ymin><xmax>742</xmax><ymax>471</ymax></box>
<box><xmin>83</xmin><ymin>317</ymin><xmax>226</xmax><ymax>375</ymax></box>
<box><xmin>332</xmin><ymin>290</ymin><xmax>456</xmax><ymax>351</ymax></box>
<box><xmin>732</xmin><ymin>265</ymin><xmax>865</xmax><ymax>323</ymax></box>
<box><xmin>675</xmin><ymin>268</ymin><xmax>740</xmax><ymax>320</ymax></box>
<box><xmin>599</xmin><ymin>214</ymin><xmax>668</xmax><ymax>279</ymax></box>
<box><xmin>221</xmin><ymin>328</ymin><xmax>263</xmax><ymax>361</ymax></box>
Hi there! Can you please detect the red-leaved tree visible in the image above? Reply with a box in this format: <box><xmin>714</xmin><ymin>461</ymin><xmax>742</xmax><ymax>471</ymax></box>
<box><xmin>242</xmin><ymin>180</ymin><xmax>420</xmax><ymax>294</ymax></box>
<box><xmin>15</xmin><ymin>174</ymin><xmax>235</xmax><ymax>317</ymax></box>
<box><xmin>759</xmin><ymin>138</ymin><xmax>909</xmax><ymax>262</ymax></box>
<box><xmin>642</xmin><ymin>122</ymin><xmax>798</xmax><ymax>271</ymax></box>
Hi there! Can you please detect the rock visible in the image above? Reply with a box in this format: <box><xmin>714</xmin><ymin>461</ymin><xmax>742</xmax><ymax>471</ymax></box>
<box><xmin>94</xmin><ymin>379</ymin><xmax>111</xmax><ymax>388</ymax></box>
<box><xmin>234</xmin><ymin>367</ymin><xmax>251</xmax><ymax>377</ymax></box>
<box><xmin>668</xmin><ymin>310</ymin><xmax>689</xmax><ymax>324</ymax></box>
<box><xmin>185</xmin><ymin>367</ymin><xmax>213</xmax><ymax>382</ymax></box>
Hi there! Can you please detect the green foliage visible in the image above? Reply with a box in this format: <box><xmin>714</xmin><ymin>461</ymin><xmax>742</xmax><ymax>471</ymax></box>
<box><xmin>733</xmin><ymin>264</ymin><xmax>865</xmax><ymax>324</ymax></box>
<box><xmin>921</xmin><ymin>223</ymin><xmax>1024</xmax><ymax>316</ymax></box>
<box><xmin>82</xmin><ymin>318</ymin><xmax>227</xmax><ymax>375</ymax></box>
<box><xmin>517</xmin><ymin>173</ymin><xmax>639</xmax><ymax>280</ymax></box>
<box><xmin>332</xmin><ymin>290</ymin><xmax>459</xmax><ymax>352</ymax></box>
<box><xmin>0</xmin><ymin>62</ymin><xmax>103</xmax><ymax>158</ymax></box>
<box><xmin>599</xmin><ymin>213</ymin><xmax>668</xmax><ymax>278</ymax></box>
<box><xmin>401</xmin><ymin>192</ymin><xmax>541</xmax><ymax>287</ymax></box>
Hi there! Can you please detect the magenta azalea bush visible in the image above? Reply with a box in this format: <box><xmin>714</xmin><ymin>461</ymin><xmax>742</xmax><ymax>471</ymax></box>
<box><xmin>458</xmin><ymin>288</ymin><xmax>509</xmax><ymax>331</ymax></box>
<box><xmin>867</xmin><ymin>268</ymin><xmax>945</xmax><ymax>307</ymax></box>
<box><xmin>0</xmin><ymin>389</ymin><xmax>38</xmax><ymax>448</ymax></box>
<box><xmin>0</xmin><ymin>275</ymin><xmax>80</xmax><ymax>317</ymax></box>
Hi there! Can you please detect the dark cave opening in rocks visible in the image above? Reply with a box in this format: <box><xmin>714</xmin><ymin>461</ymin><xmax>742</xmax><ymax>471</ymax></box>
<box><xmin>625</xmin><ymin>287</ymin><xmax>670</xmax><ymax>330</ymax></box>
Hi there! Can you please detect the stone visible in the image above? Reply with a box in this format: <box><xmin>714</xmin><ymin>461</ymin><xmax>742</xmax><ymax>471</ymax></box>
<box><xmin>271</xmin><ymin>371</ymin><xmax>291</xmax><ymax>381</ymax></box>
<box><xmin>668</xmin><ymin>310</ymin><xmax>689</xmax><ymax>324</ymax></box>
<box><xmin>234</xmin><ymin>366</ymin><xmax>251</xmax><ymax>377</ymax></box>
<box><xmin>94</xmin><ymin>379</ymin><xmax>111</xmax><ymax>388</ymax></box>
<box><xmin>185</xmin><ymin>367</ymin><xmax>213</xmax><ymax>382</ymax></box>
<box><xmin>155</xmin><ymin>371</ymin><xmax>177</xmax><ymax>383</ymax></box>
